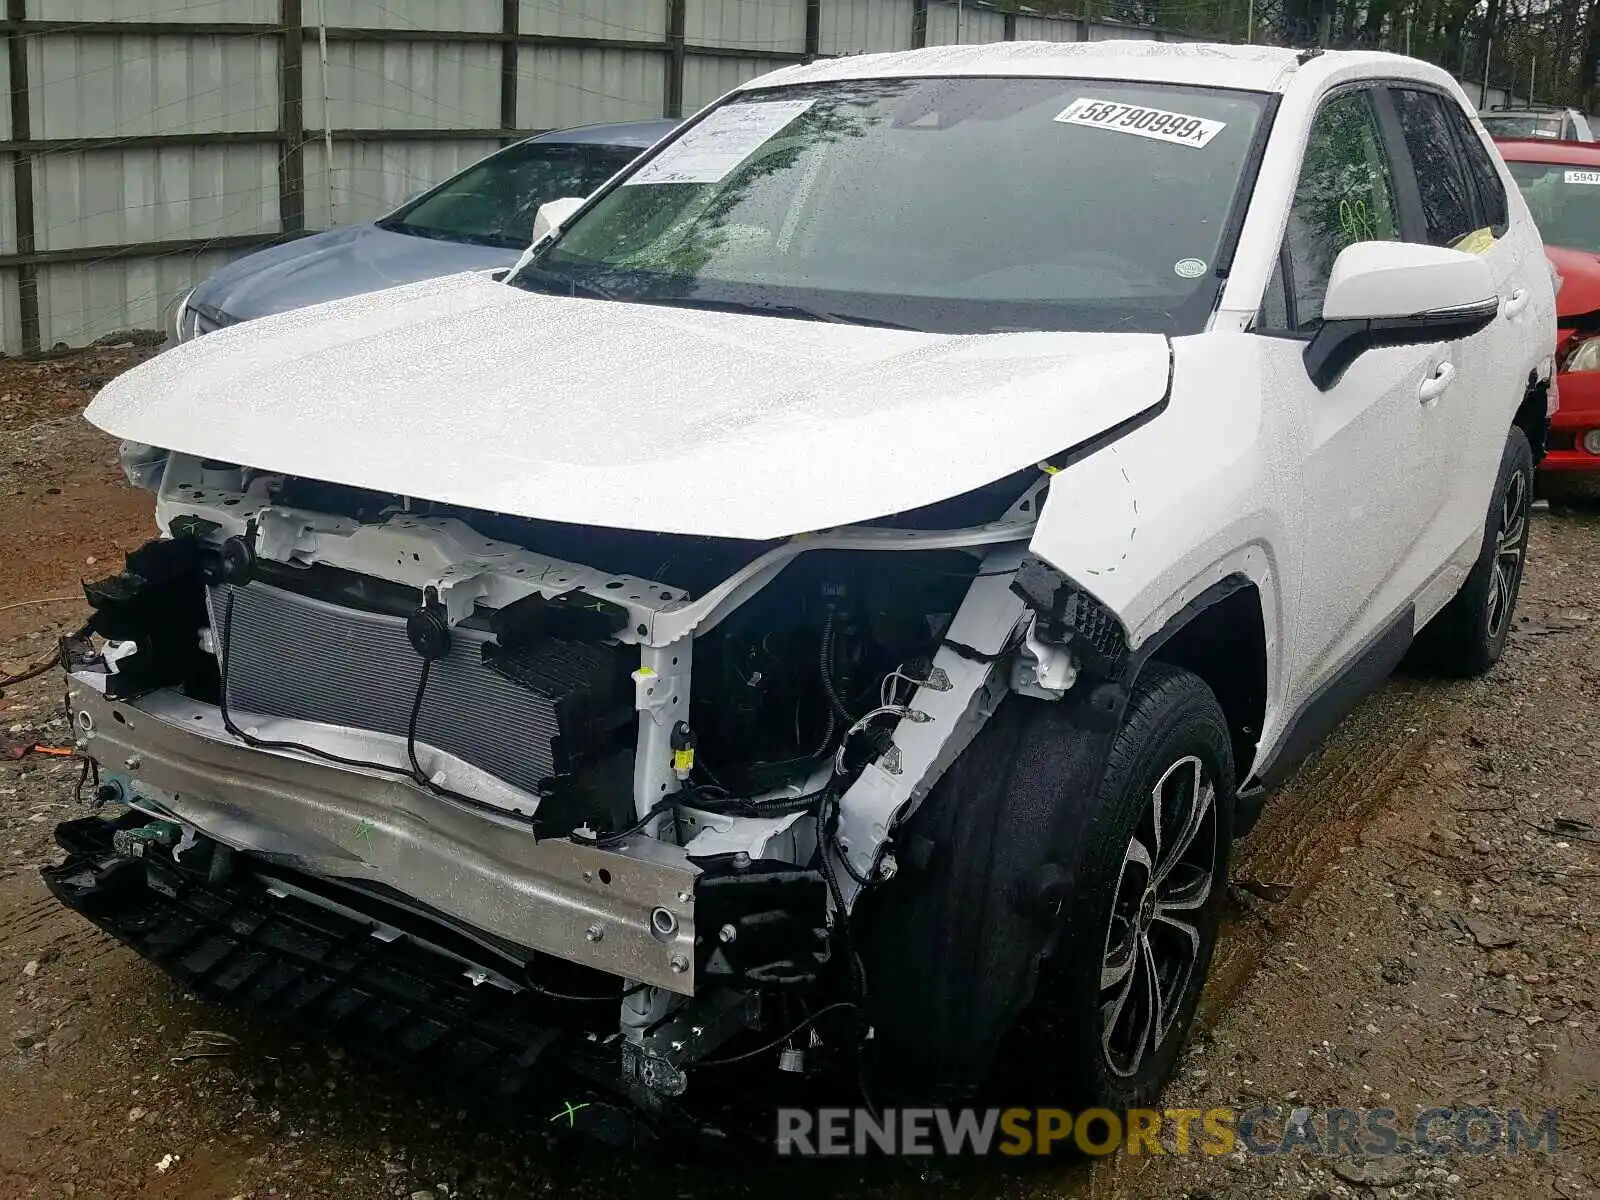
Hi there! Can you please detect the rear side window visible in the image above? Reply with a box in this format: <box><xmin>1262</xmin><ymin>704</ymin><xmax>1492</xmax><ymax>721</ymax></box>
<box><xmin>1420</xmin><ymin>92</ymin><xmax>1510</xmax><ymax>233</ymax></box>
<box><xmin>1390</xmin><ymin>89</ymin><xmax>1479</xmax><ymax>247</ymax></box>
<box><xmin>1453</xmin><ymin>111</ymin><xmax>1511</xmax><ymax>232</ymax></box>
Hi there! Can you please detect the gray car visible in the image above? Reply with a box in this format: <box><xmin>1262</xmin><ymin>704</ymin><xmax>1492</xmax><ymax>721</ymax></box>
<box><xmin>172</xmin><ymin>119</ymin><xmax>678</xmax><ymax>340</ymax></box>
<box><xmin>1479</xmin><ymin>106</ymin><xmax>1595</xmax><ymax>142</ymax></box>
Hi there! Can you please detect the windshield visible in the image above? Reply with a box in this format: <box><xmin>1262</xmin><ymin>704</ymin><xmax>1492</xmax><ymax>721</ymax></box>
<box><xmin>511</xmin><ymin>78</ymin><xmax>1268</xmax><ymax>334</ymax></box>
<box><xmin>1480</xmin><ymin>113</ymin><xmax>1565</xmax><ymax>140</ymax></box>
<box><xmin>1507</xmin><ymin>159</ymin><xmax>1600</xmax><ymax>252</ymax></box>
<box><xmin>381</xmin><ymin>142</ymin><xmax>640</xmax><ymax>249</ymax></box>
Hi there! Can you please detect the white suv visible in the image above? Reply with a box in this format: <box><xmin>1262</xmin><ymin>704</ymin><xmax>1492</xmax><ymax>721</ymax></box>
<box><xmin>54</xmin><ymin>42</ymin><xmax>1554</xmax><ymax>1124</ymax></box>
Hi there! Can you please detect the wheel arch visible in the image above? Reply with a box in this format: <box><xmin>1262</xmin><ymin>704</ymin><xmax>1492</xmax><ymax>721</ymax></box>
<box><xmin>1514</xmin><ymin>373</ymin><xmax>1550</xmax><ymax>466</ymax></box>
<box><xmin>1127</xmin><ymin>574</ymin><xmax>1268</xmax><ymax>787</ymax></box>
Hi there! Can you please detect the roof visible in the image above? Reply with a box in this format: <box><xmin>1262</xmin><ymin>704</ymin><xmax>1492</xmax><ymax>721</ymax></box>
<box><xmin>745</xmin><ymin>41</ymin><xmax>1410</xmax><ymax>96</ymax></box>
<box><xmin>525</xmin><ymin>119</ymin><xmax>681</xmax><ymax>148</ymax></box>
<box><xmin>1482</xmin><ymin>105</ymin><xmax>1576</xmax><ymax>116</ymax></box>
<box><xmin>1492</xmin><ymin>137</ymin><xmax>1600</xmax><ymax>165</ymax></box>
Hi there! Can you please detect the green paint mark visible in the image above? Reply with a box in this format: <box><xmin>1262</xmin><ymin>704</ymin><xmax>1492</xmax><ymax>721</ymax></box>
<box><xmin>354</xmin><ymin>819</ymin><xmax>376</xmax><ymax>847</ymax></box>
<box><xmin>550</xmin><ymin>1099</ymin><xmax>591</xmax><ymax>1126</ymax></box>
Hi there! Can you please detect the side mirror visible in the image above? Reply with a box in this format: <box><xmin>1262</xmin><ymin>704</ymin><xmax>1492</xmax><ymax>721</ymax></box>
<box><xmin>530</xmin><ymin>196</ymin><xmax>585</xmax><ymax>245</ymax></box>
<box><xmin>1305</xmin><ymin>241</ymin><xmax>1500</xmax><ymax>390</ymax></box>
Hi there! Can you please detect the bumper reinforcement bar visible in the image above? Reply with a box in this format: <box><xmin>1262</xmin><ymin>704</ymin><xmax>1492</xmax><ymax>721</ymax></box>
<box><xmin>67</xmin><ymin>682</ymin><xmax>701</xmax><ymax>993</ymax></box>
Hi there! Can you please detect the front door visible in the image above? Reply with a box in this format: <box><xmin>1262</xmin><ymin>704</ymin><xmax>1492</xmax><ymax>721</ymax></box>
<box><xmin>1252</xmin><ymin>86</ymin><xmax>1460</xmax><ymax>702</ymax></box>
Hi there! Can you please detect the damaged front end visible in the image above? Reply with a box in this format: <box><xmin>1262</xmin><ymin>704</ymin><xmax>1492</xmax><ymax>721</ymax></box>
<box><xmin>47</xmin><ymin>446</ymin><xmax>1129</xmax><ymax>1122</ymax></box>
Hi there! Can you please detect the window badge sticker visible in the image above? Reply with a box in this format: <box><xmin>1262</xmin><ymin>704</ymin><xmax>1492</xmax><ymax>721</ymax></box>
<box><xmin>1054</xmin><ymin>98</ymin><xmax>1226</xmax><ymax>149</ymax></box>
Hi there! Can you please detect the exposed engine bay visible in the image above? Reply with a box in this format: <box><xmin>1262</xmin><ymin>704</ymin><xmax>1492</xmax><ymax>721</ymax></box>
<box><xmin>49</xmin><ymin>446</ymin><xmax>1127</xmax><ymax>1116</ymax></box>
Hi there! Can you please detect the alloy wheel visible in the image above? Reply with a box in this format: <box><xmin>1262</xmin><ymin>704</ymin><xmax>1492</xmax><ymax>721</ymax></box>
<box><xmin>1486</xmin><ymin>466</ymin><xmax>1529</xmax><ymax>641</ymax></box>
<box><xmin>1098</xmin><ymin>755</ymin><xmax>1218</xmax><ymax>1078</ymax></box>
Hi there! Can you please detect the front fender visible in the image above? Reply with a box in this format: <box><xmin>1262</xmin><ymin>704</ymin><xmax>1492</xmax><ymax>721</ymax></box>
<box><xmin>1025</xmin><ymin>333</ymin><xmax>1295</xmax><ymax>747</ymax></box>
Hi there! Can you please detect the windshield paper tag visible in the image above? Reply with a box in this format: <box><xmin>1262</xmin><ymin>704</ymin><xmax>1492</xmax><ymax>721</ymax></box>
<box><xmin>624</xmin><ymin>99</ymin><xmax>817</xmax><ymax>186</ymax></box>
<box><xmin>1053</xmin><ymin>98</ymin><xmax>1225</xmax><ymax>149</ymax></box>
<box><xmin>1565</xmin><ymin>169</ymin><xmax>1600</xmax><ymax>185</ymax></box>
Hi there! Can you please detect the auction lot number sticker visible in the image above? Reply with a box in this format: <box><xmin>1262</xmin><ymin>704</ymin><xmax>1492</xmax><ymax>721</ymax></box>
<box><xmin>1054</xmin><ymin>98</ymin><xmax>1226</xmax><ymax>149</ymax></box>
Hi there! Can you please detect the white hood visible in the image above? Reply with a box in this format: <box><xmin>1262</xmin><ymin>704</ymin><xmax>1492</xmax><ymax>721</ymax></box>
<box><xmin>87</xmin><ymin>272</ymin><xmax>1172</xmax><ymax>540</ymax></box>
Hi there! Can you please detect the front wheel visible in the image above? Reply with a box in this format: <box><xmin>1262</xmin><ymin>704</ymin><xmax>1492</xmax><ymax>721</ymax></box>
<box><xmin>1410</xmin><ymin>426</ymin><xmax>1533</xmax><ymax>677</ymax></box>
<box><xmin>1005</xmin><ymin>663</ymin><xmax>1236</xmax><ymax>1109</ymax></box>
<box><xmin>859</xmin><ymin>662</ymin><xmax>1235</xmax><ymax>1110</ymax></box>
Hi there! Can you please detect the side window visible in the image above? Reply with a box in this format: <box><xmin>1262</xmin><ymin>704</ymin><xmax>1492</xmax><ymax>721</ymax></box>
<box><xmin>1389</xmin><ymin>89</ymin><xmax>1481</xmax><ymax>247</ymax></box>
<box><xmin>1282</xmin><ymin>90</ymin><xmax>1402</xmax><ymax>329</ymax></box>
<box><xmin>1449</xmin><ymin>104</ymin><xmax>1510</xmax><ymax>233</ymax></box>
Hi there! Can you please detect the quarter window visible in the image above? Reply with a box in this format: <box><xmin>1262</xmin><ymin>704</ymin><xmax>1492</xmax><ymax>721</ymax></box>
<box><xmin>1390</xmin><ymin>89</ymin><xmax>1481</xmax><ymax>247</ymax></box>
<box><xmin>1258</xmin><ymin>256</ymin><xmax>1290</xmax><ymax>331</ymax></box>
<box><xmin>1281</xmin><ymin>90</ymin><xmax>1401</xmax><ymax>329</ymax></box>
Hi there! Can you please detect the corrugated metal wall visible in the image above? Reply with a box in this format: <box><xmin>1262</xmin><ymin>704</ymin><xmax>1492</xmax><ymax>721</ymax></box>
<box><xmin>926</xmin><ymin>3</ymin><xmax>1007</xmax><ymax>46</ymax></box>
<box><xmin>819</xmin><ymin>0</ymin><xmax>913</xmax><ymax>53</ymax></box>
<box><xmin>0</xmin><ymin>1</ymin><xmax>1539</xmax><ymax>352</ymax></box>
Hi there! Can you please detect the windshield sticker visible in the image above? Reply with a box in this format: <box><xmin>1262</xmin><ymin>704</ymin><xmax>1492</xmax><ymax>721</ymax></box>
<box><xmin>624</xmin><ymin>99</ymin><xmax>817</xmax><ymax>186</ymax></box>
<box><xmin>1173</xmin><ymin>257</ymin><xmax>1207</xmax><ymax>279</ymax></box>
<box><xmin>1053</xmin><ymin>98</ymin><xmax>1225</xmax><ymax>149</ymax></box>
<box><xmin>1565</xmin><ymin>169</ymin><xmax>1600</xmax><ymax>185</ymax></box>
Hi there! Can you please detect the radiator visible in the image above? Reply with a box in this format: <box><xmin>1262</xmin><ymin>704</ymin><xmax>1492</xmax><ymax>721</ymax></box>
<box><xmin>207</xmin><ymin>581</ymin><xmax>622</xmax><ymax>796</ymax></box>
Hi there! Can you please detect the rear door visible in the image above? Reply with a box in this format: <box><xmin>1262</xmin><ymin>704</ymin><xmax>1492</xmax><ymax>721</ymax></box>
<box><xmin>1385</xmin><ymin>86</ymin><xmax>1542</xmax><ymax>585</ymax></box>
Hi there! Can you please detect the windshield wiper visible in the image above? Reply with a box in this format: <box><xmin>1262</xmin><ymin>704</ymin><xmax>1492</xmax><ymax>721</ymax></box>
<box><xmin>628</xmin><ymin>296</ymin><xmax>921</xmax><ymax>330</ymax></box>
<box><xmin>782</xmin><ymin>306</ymin><xmax>921</xmax><ymax>331</ymax></box>
<box><xmin>509</xmin><ymin>265</ymin><xmax>617</xmax><ymax>301</ymax></box>
<box><xmin>376</xmin><ymin>220</ymin><xmax>463</xmax><ymax>244</ymax></box>
<box><xmin>377</xmin><ymin>220</ymin><xmax>524</xmax><ymax>250</ymax></box>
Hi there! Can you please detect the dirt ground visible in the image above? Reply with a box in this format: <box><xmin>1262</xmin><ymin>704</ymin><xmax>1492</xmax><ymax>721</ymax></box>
<box><xmin>0</xmin><ymin>348</ymin><xmax>1595</xmax><ymax>1200</ymax></box>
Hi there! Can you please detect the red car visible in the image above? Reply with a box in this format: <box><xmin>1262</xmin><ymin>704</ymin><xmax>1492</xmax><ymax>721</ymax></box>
<box><xmin>1498</xmin><ymin>138</ymin><xmax>1600</xmax><ymax>471</ymax></box>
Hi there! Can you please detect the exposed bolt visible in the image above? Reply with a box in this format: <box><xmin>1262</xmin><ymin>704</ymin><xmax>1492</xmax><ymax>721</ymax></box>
<box><xmin>877</xmin><ymin>853</ymin><xmax>899</xmax><ymax>881</ymax></box>
<box><xmin>123</xmin><ymin>755</ymin><xmax>141</xmax><ymax>770</ymax></box>
<box><xmin>676</xmin><ymin>891</ymin><xmax>692</xmax><ymax>904</ymax></box>
<box><xmin>585</xmin><ymin>923</ymin><xmax>604</xmax><ymax>942</ymax></box>
<box><xmin>718</xmin><ymin>923</ymin><xmax>738</xmax><ymax>944</ymax></box>
<box><xmin>690</xmin><ymin>1025</ymin><xmax>704</xmax><ymax>1037</ymax></box>
<box><xmin>670</xmin><ymin>1040</ymin><xmax>684</xmax><ymax>1053</ymax></box>
<box><xmin>669</xmin><ymin>954</ymin><xmax>689</xmax><ymax>974</ymax></box>
<box><xmin>732</xmin><ymin>851</ymin><xmax>751</xmax><ymax>870</ymax></box>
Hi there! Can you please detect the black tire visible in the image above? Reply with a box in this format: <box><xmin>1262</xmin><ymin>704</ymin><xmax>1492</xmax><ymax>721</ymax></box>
<box><xmin>1410</xmin><ymin>426</ymin><xmax>1533</xmax><ymax>677</ymax></box>
<box><xmin>858</xmin><ymin>662</ymin><xmax>1235</xmax><ymax>1110</ymax></box>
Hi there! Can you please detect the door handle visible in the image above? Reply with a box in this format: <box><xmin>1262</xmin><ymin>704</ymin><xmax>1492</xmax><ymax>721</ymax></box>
<box><xmin>1502</xmin><ymin>288</ymin><xmax>1530</xmax><ymax>319</ymax></box>
<box><xmin>1419</xmin><ymin>361</ymin><xmax>1456</xmax><ymax>404</ymax></box>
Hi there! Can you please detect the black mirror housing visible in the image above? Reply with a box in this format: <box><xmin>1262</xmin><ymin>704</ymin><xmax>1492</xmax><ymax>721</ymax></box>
<box><xmin>1303</xmin><ymin>298</ymin><xmax>1500</xmax><ymax>390</ymax></box>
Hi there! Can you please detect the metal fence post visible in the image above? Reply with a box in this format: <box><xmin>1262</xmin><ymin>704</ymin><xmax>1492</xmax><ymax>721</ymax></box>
<box><xmin>665</xmin><ymin>0</ymin><xmax>687</xmax><ymax>118</ymax></box>
<box><xmin>279</xmin><ymin>0</ymin><xmax>306</xmax><ymax>235</ymax></box>
<box><xmin>500</xmin><ymin>0</ymin><xmax>518</xmax><ymax>141</ymax></box>
<box><xmin>5</xmin><ymin>0</ymin><xmax>38</xmax><ymax>353</ymax></box>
